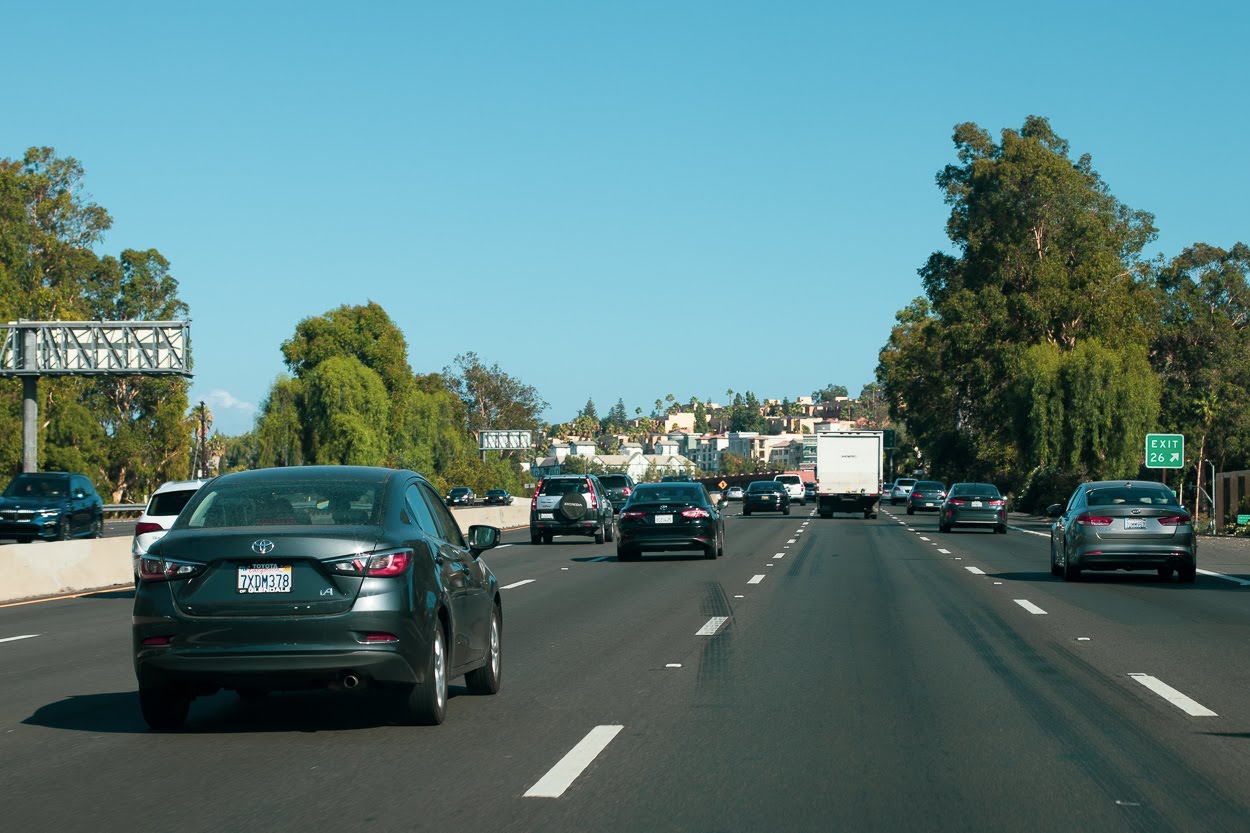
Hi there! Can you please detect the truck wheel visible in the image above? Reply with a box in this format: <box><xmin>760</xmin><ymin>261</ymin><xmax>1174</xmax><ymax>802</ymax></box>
<box><xmin>819</xmin><ymin>510</ymin><xmax>832</xmax><ymax>519</ymax></box>
<box><xmin>863</xmin><ymin>509</ymin><xmax>871</xmax><ymax>519</ymax></box>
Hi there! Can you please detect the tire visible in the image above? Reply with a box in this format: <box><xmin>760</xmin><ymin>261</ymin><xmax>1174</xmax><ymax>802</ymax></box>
<box><xmin>464</xmin><ymin>606</ymin><xmax>502</xmax><ymax>695</ymax></box>
<box><xmin>542</xmin><ymin>532</ymin><xmax>553</xmax><ymax>544</ymax></box>
<box><xmin>1062</xmin><ymin>548</ymin><xmax>1081</xmax><ymax>582</ymax></box>
<box><xmin>1050</xmin><ymin>544</ymin><xmax>1062</xmax><ymax>577</ymax></box>
<box><xmin>995</xmin><ymin>524</ymin><xmax>1007</xmax><ymax>535</ymax></box>
<box><xmin>870</xmin><ymin>513</ymin><xmax>878</xmax><ymax>519</ymax></box>
<box><xmin>1178</xmin><ymin>564</ymin><xmax>1197</xmax><ymax>583</ymax></box>
<box><xmin>819</xmin><ymin>510</ymin><xmax>831</xmax><ymax>519</ymax></box>
<box><xmin>400</xmin><ymin>624</ymin><xmax>447</xmax><ymax>725</ymax></box>
<box><xmin>594</xmin><ymin>522</ymin><xmax>606</xmax><ymax>545</ymax></box>
<box><xmin>783</xmin><ymin>506</ymin><xmax>791</xmax><ymax>516</ymax></box>
<box><xmin>863</xmin><ymin>509</ymin><xmax>871</xmax><ymax>519</ymax></box>
<box><xmin>139</xmin><ymin>684</ymin><xmax>190</xmax><ymax>730</ymax></box>
<box><xmin>605</xmin><ymin>519</ymin><xmax>615</xmax><ymax>542</ymax></box>
<box><xmin>55</xmin><ymin>516</ymin><xmax>70</xmax><ymax>541</ymax></box>
<box><xmin>907</xmin><ymin>506</ymin><xmax>914</xmax><ymax>516</ymax></box>
<box><xmin>557</xmin><ymin>492</ymin><xmax>587</xmax><ymax>522</ymax></box>
<box><xmin>939</xmin><ymin>521</ymin><xmax>950</xmax><ymax>533</ymax></box>
<box><xmin>530</xmin><ymin>530</ymin><xmax>542</xmax><ymax>545</ymax></box>
<box><xmin>703</xmin><ymin>542</ymin><xmax>717</xmax><ymax>560</ymax></box>
<box><xmin>717</xmin><ymin>534</ymin><xmax>725</xmax><ymax>558</ymax></box>
<box><xmin>89</xmin><ymin>515</ymin><xmax>103</xmax><ymax>538</ymax></box>
<box><xmin>1156</xmin><ymin>567</ymin><xmax>1174</xmax><ymax>580</ymax></box>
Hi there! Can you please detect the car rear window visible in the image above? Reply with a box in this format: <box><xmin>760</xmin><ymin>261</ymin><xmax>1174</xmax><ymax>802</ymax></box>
<box><xmin>895</xmin><ymin>479</ymin><xmax>917</xmax><ymax>487</ymax></box>
<box><xmin>949</xmin><ymin>483</ymin><xmax>1001</xmax><ymax>497</ymax></box>
<box><xmin>179</xmin><ymin>480</ymin><xmax>381</xmax><ymax>528</ymax></box>
<box><xmin>1086</xmin><ymin>486</ymin><xmax>1177</xmax><ymax>507</ymax></box>
<box><xmin>747</xmin><ymin>481</ymin><xmax>782</xmax><ymax>493</ymax></box>
<box><xmin>775</xmin><ymin>475</ymin><xmax>801</xmax><ymax>485</ymax></box>
<box><xmin>913</xmin><ymin>482</ymin><xmax>945</xmax><ymax>490</ymax></box>
<box><xmin>148</xmin><ymin>488</ymin><xmax>199</xmax><ymax>518</ymax></box>
<box><xmin>630</xmin><ymin>485</ymin><xmax>702</xmax><ymax>504</ymax></box>
<box><xmin>540</xmin><ymin>478</ymin><xmax>589</xmax><ymax>496</ymax></box>
<box><xmin>598</xmin><ymin>475</ymin><xmax>630</xmax><ymax>488</ymax></box>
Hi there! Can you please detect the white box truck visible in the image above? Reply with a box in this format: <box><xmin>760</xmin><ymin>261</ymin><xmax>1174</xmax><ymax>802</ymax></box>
<box><xmin>814</xmin><ymin>430</ymin><xmax>883</xmax><ymax>519</ymax></box>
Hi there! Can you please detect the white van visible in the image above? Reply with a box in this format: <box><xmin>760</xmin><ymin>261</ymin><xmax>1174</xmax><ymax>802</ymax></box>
<box><xmin>773</xmin><ymin>474</ymin><xmax>806</xmax><ymax>506</ymax></box>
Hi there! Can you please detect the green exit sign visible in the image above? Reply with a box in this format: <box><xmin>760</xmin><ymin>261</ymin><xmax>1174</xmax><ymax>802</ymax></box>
<box><xmin>882</xmin><ymin>429</ymin><xmax>897</xmax><ymax>450</ymax></box>
<box><xmin>1145</xmin><ymin>433</ymin><xmax>1184</xmax><ymax>469</ymax></box>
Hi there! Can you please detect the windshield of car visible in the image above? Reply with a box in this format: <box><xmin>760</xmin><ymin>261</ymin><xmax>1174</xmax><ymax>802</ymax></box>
<box><xmin>179</xmin><ymin>480</ymin><xmax>381</xmax><ymax>528</ymax></box>
<box><xmin>486</xmin><ymin>489</ymin><xmax>505</xmax><ymax>496</ymax></box>
<box><xmin>629</xmin><ymin>485</ymin><xmax>703</xmax><ymax>504</ymax></box>
<box><xmin>747</xmin><ymin>481</ymin><xmax>782</xmax><ymax>493</ymax></box>
<box><xmin>3</xmin><ymin>474</ymin><xmax>70</xmax><ymax>498</ymax></box>
<box><xmin>1086</xmin><ymin>485</ymin><xmax>1178</xmax><ymax>507</ymax></box>
<box><xmin>540</xmin><ymin>478</ymin><xmax>589</xmax><ymax>495</ymax></box>
<box><xmin>449</xmin><ymin>487</ymin><xmax>471</xmax><ymax>496</ymax></box>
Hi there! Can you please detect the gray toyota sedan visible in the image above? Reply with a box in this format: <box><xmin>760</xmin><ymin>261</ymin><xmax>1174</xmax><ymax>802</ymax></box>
<box><xmin>133</xmin><ymin>466</ymin><xmax>503</xmax><ymax>729</ymax></box>
<box><xmin>1047</xmin><ymin>480</ymin><xmax>1195</xmax><ymax>582</ymax></box>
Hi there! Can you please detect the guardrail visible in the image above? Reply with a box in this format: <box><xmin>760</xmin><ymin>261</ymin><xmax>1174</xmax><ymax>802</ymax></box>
<box><xmin>103</xmin><ymin>504</ymin><xmax>144</xmax><ymax>515</ymax></box>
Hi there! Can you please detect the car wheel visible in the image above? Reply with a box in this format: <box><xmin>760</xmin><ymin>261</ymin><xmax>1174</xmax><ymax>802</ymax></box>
<box><xmin>594</xmin><ymin>521</ymin><xmax>606</xmax><ymax>545</ymax></box>
<box><xmin>906</xmin><ymin>506</ymin><xmax>914</xmax><ymax>516</ymax></box>
<box><xmin>783</xmin><ymin>506</ymin><xmax>791</xmax><ymax>516</ymax></box>
<box><xmin>1062</xmin><ymin>548</ymin><xmax>1081</xmax><ymax>582</ymax></box>
<box><xmin>401</xmin><ymin>623</ymin><xmax>447</xmax><ymax>725</ymax></box>
<box><xmin>1050</xmin><ymin>544</ymin><xmax>1062</xmax><ymax>577</ymax></box>
<box><xmin>1178</xmin><ymin>564</ymin><xmax>1197</xmax><ymax>583</ymax></box>
<box><xmin>605</xmin><ymin>519</ymin><xmax>615</xmax><ymax>542</ymax></box>
<box><xmin>14</xmin><ymin>536</ymin><xmax>32</xmax><ymax>544</ymax></box>
<box><xmin>717</xmin><ymin>534</ymin><xmax>725</xmax><ymax>558</ymax></box>
<box><xmin>55</xmin><ymin>516</ymin><xmax>70</xmax><ymax>541</ymax></box>
<box><xmin>995</xmin><ymin>524</ymin><xmax>1007</xmax><ymax>535</ymax></box>
<box><xmin>139</xmin><ymin>684</ymin><xmax>191</xmax><ymax>730</ymax></box>
<box><xmin>90</xmin><ymin>515</ymin><xmax>103</xmax><ymax>539</ymax></box>
<box><xmin>557</xmin><ymin>492</ymin><xmax>587</xmax><ymax>522</ymax></box>
<box><xmin>464</xmin><ymin>605</ymin><xmax>502</xmax><ymax>695</ymax></box>
<box><xmin>542</xmin><ymin>532</ymin><xmax>553</xmax><ymax>544</ymax></box>
<box><xmin>939</xmin><ymin>519</ymin><xmax>950</xmax><ymax>533</ymax></box>
<box><xmin>530</xmin><ymin>531</ymin><xmax>542</xmax><ymax>545</ymax></box>
<box><xmin>1156</xmin><ymin>567</ymin><xmax>1174</xmax><ymax>580</ymax></box>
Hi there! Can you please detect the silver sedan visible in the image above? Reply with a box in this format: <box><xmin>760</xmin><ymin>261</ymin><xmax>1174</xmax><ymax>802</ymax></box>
<box><xmin>1047</xmin><ymin>480</ymin><xmax>1196</xmax><ymax>582</ymax></box>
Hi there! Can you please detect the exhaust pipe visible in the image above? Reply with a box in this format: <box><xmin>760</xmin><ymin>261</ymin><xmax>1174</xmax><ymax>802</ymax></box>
<box><xmin>342</xmin><ymin>674</ymin><xmax>361</xmax><ymax>690</ymax></box>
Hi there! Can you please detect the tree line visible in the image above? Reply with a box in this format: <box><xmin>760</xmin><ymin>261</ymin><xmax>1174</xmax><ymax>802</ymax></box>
<box><xmin>877</xmin><ymin>116</ymin><xmax>1250</xmax><ymax>517</ymax></box>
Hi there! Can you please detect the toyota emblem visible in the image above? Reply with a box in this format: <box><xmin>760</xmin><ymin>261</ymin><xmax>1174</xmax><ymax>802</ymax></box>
<box><xmin>252</xmin><ymin>539</ymin><xmax>276</xmax><ymax>555</ymax></box>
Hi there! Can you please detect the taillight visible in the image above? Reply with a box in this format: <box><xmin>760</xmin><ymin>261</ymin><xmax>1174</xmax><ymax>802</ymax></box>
<box><xmin>586</xmin><ymin>479</ymin><xmax>597</xmax><ymax>509</ymax></box>
<box><xmin>681</xmin><ymin>508</ymin><xmax>710</xmax><ymax>519</ymax></box>
<box><xmin>1157</xmin><ymin>515</ymin><xmax>1189</xmax><ymax>526</ymax></box>
<box><xmin>134</xmin><ymin>521</ymin><xmax>164</xmax><ymax>536</ymax></box>
<box><xmin>331</xmin><ymin>549</ymin><xmax>412</xmax><ymax>577</ymax></box>
<box><xmin>361</xmin><ymin>632</ymin><xmax>399</xmax><ymax>643</ymax></box>
<box><xmin>621</xmin><ymin>510</ymin><xmax>646</xmax><ymax>520</ymax></box>
<box><xmin>531</xmin><ymin>484</ymin><xmax>541</xmax><ymax>510</ymax></box>
<box><xmin>621</xmin><ymin>487</ymin><xmax>632</xmax><ymax>496</ymax></box>
<box><xmin>141</xmin><ymin>635</ymin><xmax>173</xmax><ymax>647</ymax></box>
<box><xmin>1075</xmin><ymin>514</ymin><xmax>1112</xmax><ymax>526</ymax></box>
<box><xmin>987</xmin><ymin>499</ymin><xmax>1005</xmax><ymax>507</ymax></box>
<box><xmin>138</xmin><ymin>557</ymin><xmax>204</xmax><ymax>582</ymax></box>
<box><xmin>948</xmin><ymin>499</ymin><xmax>966</xmax><ymax>506</ymax></box>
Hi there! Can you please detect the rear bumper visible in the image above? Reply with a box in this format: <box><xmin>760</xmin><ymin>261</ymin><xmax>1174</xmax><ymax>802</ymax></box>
<box><xmin>1072</xmin><ymin>545</ymin><xmax>1195</xmax><ymax>571</ymax></box>
<box><xmin>530</xmin><ymin>518</ymin><xmax>601</xmax><ymax>535</ymax></box>
<box><xmin>946</xmin><ymin>508</ymin><xmax>1005</xmax><ymax>526</ymax></box>
<box><xmin>134</xmin><ymin>647</ymin><xmax>419</xmax><ymax>689</ymax></box>
<box><xmin>618</xmin><ymin>524</ymin><xmax>715</xmax><ymax>551</ymax></box>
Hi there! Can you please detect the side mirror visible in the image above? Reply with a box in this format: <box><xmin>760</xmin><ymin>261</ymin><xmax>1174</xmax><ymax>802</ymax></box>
<box><xmin>467</xmin><ymin>524</ymin><xmax>500</xmax><ymax>557</ymax></box>
<box><xmin>1045</xmin><ymin>504</ymin><xmax>1063</xmax><ymax>518</ymax></box>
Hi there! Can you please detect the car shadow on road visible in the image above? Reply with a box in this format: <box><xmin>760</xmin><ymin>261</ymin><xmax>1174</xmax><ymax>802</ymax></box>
<box><xmin>988</xmin><ymin>570</ymin><xmax>1247</xmax><ymax>591</ymax></box>
<box><xmin>24</xmin><ymin>686</ymin><xmax>472</xmax><ymax>734</ymax></box>
<box><xmin>78</xmin><ymin>588</ymin><xmax>135</xmax><ymax>601</ymax></box>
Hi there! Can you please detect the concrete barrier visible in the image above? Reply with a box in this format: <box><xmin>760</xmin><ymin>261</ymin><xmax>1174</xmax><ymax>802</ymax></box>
<box><xmin>0</xmin><ymin>537</ymin><xmax>134</xmax><ymax>603</ymax></box>
<box><xmin>0</xmin><ymin>504</ymin><xmax>533</xmax><ymax>604</ymax></box>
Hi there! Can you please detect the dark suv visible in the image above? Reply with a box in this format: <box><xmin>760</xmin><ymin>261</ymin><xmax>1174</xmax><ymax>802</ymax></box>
<box><xmin>596</xmin><ymin>473</ymin><xmax>636</xmax><ymax>515</ymax></box>
<box><xmin>529</xmin><ymin>474</ymin><xmax>615</xmax><ymax>545</ymax></box>
<box><xmin>0</xmin><ymin>472</ymin><xmax>105</xmax><ymax>542</ymax></box>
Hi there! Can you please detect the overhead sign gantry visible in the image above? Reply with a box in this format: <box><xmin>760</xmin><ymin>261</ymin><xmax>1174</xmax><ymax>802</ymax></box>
<box><xmin>0</xmin><ymin>320</ymin><xmax>192</xmax><ymax>472</ymax></box>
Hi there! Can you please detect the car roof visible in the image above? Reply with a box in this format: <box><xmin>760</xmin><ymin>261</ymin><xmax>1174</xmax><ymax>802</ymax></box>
<box><xmin>1082</xmin><ymin>480</ymin><xmax>1171</xmax><ymax>489</ymax></box>
<box><xmin>213</xmin><ymin>465</ymin><xmax>403</xmax><ymax>486</ymax></box>
<box><xmin>152</xmin><ymin>479</ymin><xmax>208</xmax><ymax>494</ymax></box>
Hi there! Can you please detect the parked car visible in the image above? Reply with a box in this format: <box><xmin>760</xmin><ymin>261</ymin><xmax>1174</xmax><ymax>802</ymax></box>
<box><xmin>529</xmin><ymin>474</ymin><xmax>614</xmax><ymax>545</ymax></box>
<box><xmin>723</xmin><ymin>485</ymin><xmax>745</xmax><ymax>502</ymax></box>
<box><xmin>483</xmin><ymin>489</ymin><xmax>513</xmax><ymax>506</ymax></box>
<box><xmin>743</xmin><ymin>480</ymin><xmax>791</xmax><ymax>516</ymax></box>
<box><xmin>939</xmin><ymin>482</ymin><xmax>1007</xmax><ymax>534</ymax></box>
<box><xmin>597</xmin><ymin>473</ymin><xmax>636</xmax><ymax>515</ymax></box>
<box><xmin>0</xmin><ymin>471</ymin><xmax>104</xmax><ymax>542</ymax></box>
<box><xmin>888</xmin><ymin>478</ymin><xmax>917</xmax><ymax>505</ymax></box>
<box><xmin>132</xmin><ymin>465</ymin><xmax>503</xmax><ymax>730</ymax></box>
<box><xmin>132</xmin><ymin>479</ymin><xmax>208</xmax><ymax>576</ymax></box>
<box><xmin>445</xmin><ymin>486</ymin><xmax>475</xmax><ymax>506</ymax></box>
<box><xmin>1047</xmin><ymin>480</ymin><xmax>1195</xmax><ymax>582</ymax></box>
<box><xmin>906</xmin><ymin>481</ymin><xmax>948</xmax><ymax>515</ymax></box>
<box><xmin>616</xmin><ymin>481</ymin><xmax>724</xmax><ymax>561</ymax></box>
<box><xmin>773</xmin><ymin>474</ymin><xmax>806</xmax><ymax>506</ymax></box>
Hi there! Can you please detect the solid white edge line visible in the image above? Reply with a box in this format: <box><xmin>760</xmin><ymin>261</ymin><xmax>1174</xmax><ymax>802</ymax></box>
<box><xmin>0</xmin><ymin>634</ymin><xmax>39</xmax><ymax>643</ymax></box>
<box><xmin>1013</xmin><ymin>599</ymin><xmax>1048</xmax><ymax>615</ymax></box>
<box><xmin>696</xmin><ymin>616</ymin><xmax>729</xmax><ymax>636</ymax></box>
<box><xmin>1196</xmin><ymin>569</ymin><xmax>1250</xmax><ymax>587</ymax></box>
<box><xmin>748</xmin><ymin>574</ymin><xmax>765</xmax><ymax>584</ymax></box>
<box><xmin>500</xmin><ymin>579</ymin><xmax>535</xmax><ymax>590</ymax></box>
<box><xmin>965</xmin><ymin>566</ymin><xmax>986</xmax><ymax>575</ymax></box>
<box><xmin>1010</xmin><ymin>526</ymin><xmax>1049</xmax><ymax>538</ymax></box>
<box><xmin>524</xmin><ymin>725</ymin><xmax>625</xmax><ymax>798</ymax></box>
<box><xmin>1128</xmin><ymin>674</ymin><xmax>1218</xmax><ymax>717</ymax></box>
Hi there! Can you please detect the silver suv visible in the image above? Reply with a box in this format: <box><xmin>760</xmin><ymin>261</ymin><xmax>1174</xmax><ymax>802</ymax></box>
<box><xmin>529</xmin><ymin>474</ymin><xmax>615</xmax><ymax>545</ymax></box>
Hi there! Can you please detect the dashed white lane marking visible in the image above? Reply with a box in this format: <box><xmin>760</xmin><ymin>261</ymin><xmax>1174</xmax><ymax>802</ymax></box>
<box><xmin>1013</xmin><ymin>599</ymin><xmax>1048</xmax><ymax>615</ymax></box>
<box><xmin>938</xmin><ymin>549</ymin><xmax>952</xmax><ymax>554</ymax></box>
<box><xmin>787</xmin><ymin>538</ymin><xmax>797</xmax><ymax>544</ymax></box>
<box><xmin>696</xmin><ymin>616</ymin><xmax>729</xmax><ymax>636</ymax></box>
<box><xmin>501</xmin><ymin>580</ymin><xmax>535</xmax><ymax>590</ymax></box>
<box><xmin>1196</xmin><ymin>569</ymin><xmax>1250</xmax><ymax>587</ymax></box>
<box><xmin>964</xmin><ymin>567</ymin><xmax>985</xmax><ymax>575</ymax></box>
<box><xmin>748</xmin><ymin>575</ymin><xmax>765</xmax><ymax>585</ymax></box>
<box><xmin>1128</xmin><ymin>674</ymin><xmax>1218</xmax><ymax>717</ymax></box>
<box><xmin>666</xmin><ymin>663</ymin><xmax>681</xmax><ymax>668</ymax></box>
<box><xmin>524</xmin><ymin>725</ymin><xmax>625</xmax><ymax>798</ymax></box>
<box><xmin>561</xmin><ymin>567</ymin><xmax>569</xmax><ymax>571</ymax></box>
<box><xmin>495</xmin><ymin>544</ymin><xmax>513</xmax><ymax>549</ymax></box>
<box><xmin>802</xmin><ymin>522</ymin><xmax>809</xmax><ymax>526</ymax></box>
<box><xmin>774</xmin><ymin>552</ymin><xmax>785</xmax><ymax>557</ymax></box>
<box><xmin>0</xmin><ymin>634</ymin><xmax>39</xmax><ymax>644</ymax></box>
<box><xmin>907</xmin><ymin>528</ymin><xmax>916</xmax><ymax>532</ymax></box>
<box><xmin>1010</xmin><ymin>526</ymin><xmax>1049</xmax><ymax>538</ymax></box>
<box><xmin>733</xmin><ymin>594</ymin><xmax>744</xmax><ymax>598</ymax></box>
<box><xmin>919</xmin><ymin>536</ymin><xmax>931</xmax><ymax>542</ymax></box>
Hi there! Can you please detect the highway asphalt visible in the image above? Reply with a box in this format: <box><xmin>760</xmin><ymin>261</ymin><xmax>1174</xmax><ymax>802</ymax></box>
<box><xmin>2</xmin><ymin>503</ymin><xmax>1250</xmax><ymax>832</ymax></box>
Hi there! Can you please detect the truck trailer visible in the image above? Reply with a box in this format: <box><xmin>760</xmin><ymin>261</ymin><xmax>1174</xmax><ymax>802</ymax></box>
<box><xmin>814</xmin><ymin>430</ymin><xmax>883</xmax><ymax>519</ymax></box>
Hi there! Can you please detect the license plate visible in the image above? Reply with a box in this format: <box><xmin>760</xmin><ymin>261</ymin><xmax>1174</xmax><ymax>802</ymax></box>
<box><xmin>1123</xmin><ymin>518</ymin><xmax>1146</xmax><ymax>530</ymax></box>
<box><xmin>970</xmin><ymin>501</ymin><xmax>983</xmax><ymax>508</ymax></box>
<box><xmin>924</xmin><ymin>502</ymin><xmax>936</xmax><ymax>507</ymax></box>
<box><xmin>539</xmin><ymin>513</ymin><xmax>553</xmax><ymax>519</ymax></box>
<box><xmin>238</xmin><ymin>564</ymin><xmax>292</xmax><ymax>593</ymax></box>
<box><xmin>654</xmin><ymin>515</ymin><xmax>674</xmax><ymax>524</ymax></box>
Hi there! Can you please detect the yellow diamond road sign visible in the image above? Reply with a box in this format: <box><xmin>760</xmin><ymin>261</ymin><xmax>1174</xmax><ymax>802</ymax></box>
<box><xmin>718</xmin><ymin>480</ymin><xmax>728</xmax><ymax>490</ymax></box>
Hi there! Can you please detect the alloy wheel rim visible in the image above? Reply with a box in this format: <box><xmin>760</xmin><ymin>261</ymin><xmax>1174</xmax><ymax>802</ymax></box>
<box><xmin>434</xmin><ymin>633</ymin><xmax>446</xmax><ymax>709</ymax></box>
<box><xmin>490</xmin><ymin>616</ymin><xmax>500</xmax><ymax>677</ymax></box>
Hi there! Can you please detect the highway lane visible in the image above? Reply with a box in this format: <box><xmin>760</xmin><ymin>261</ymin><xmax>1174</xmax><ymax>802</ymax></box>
<box><xmin>2</xmin><ymin>505</ymin><xmax>1250</xmax><ymax>831</ymax></box>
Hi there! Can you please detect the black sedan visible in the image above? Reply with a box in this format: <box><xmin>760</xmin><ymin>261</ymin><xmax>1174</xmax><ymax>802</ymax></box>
<box><xmin>939</xmin><ymin>482</ymin><xmax>1006</xmax><ymax>533</ymax></box>
<box><xmin>445</xmin><ymin>486</ymin><xmax>475</xmax><ymax>506</ymax></box>
<box><xmin>742</xmin><ymin>480</ymin><xmax>791</xmax><ymax>516</ymax></box>
<box><xmin>483</xmin><ymin>488</ymin><xmax>513</xmax><ymax>506</ymax></box>
<box><xmin>132</xmin><ymin>466</ymin><xmax>503</xmax><ymax>730</ymax></box>
<box><xmin>616</xmin><ymin>482</ymin><xmax>724</xmax><ymax>561</ymax></box>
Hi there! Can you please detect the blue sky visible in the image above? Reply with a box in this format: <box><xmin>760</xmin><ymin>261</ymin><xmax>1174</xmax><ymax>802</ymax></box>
<box><xmin>3</xmin><ymin>1</ymin><xmax>1246</xmax><ymax>435</ymax></box>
